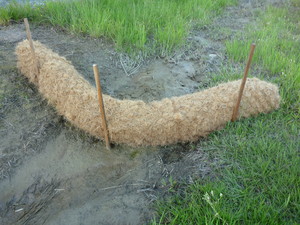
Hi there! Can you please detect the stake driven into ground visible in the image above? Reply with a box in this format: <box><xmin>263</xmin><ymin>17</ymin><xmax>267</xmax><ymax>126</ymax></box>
<box><xmin>231</xmin><ymin>43</ymin><xmax>256</xmax><ymax>122</ymax></box>
<box><xmin>93</xmin><ymin>64</ymin><xmax>111</xmax><ymax>150</ymax></box>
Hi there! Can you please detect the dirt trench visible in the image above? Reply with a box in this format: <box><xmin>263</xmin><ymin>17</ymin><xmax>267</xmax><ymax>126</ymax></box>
<box><xmin>0</xmin><ymin>1</ymin><xmax>280</xmax><ymax>224</ymax></box>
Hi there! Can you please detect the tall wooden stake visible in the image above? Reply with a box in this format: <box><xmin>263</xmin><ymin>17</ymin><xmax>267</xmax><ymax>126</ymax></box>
<box><xmin>24</xmin><ymin>18</ymin><xmax>39</xmax><ymax>80</ymax></box>
<box><xmin>93</xmin><ymin>64</ymin><xmax>111</xmax><ymax>150</ymax></box>
<box><xmin>231</xmin><ymin>43</ymin><xmax>256</xmax><ymax>122</ymax></box>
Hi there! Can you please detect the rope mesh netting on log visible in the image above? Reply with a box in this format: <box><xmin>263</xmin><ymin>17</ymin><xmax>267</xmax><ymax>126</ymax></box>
<box><xmin>16</xmin><ymin>40</ymin><xmax>280</xmax><ymax>146</ymax></box>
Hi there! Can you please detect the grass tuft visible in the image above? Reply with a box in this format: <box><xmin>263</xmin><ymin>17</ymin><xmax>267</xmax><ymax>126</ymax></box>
<box><xmin>0</xmin><ymin>0</ymin><xmax>41</xmax><ymax>25</ymax></box>
<box><xmin>0</xmin><ymin>0</ymin><xmax>236</xmax><ymax>55</ymax></box>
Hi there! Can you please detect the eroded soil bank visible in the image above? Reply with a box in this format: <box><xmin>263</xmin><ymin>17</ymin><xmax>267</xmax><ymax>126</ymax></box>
<box><xmin>0</xmin><ymin>1</ymin><xmax>279</xmax><ymax>224</ymax></box>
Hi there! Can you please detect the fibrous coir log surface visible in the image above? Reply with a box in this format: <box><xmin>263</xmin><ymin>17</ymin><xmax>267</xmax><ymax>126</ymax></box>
<box><xmin>16</xmin><ymin>40</ymin><xmax>280</xmax><ymax>146</ymax></box>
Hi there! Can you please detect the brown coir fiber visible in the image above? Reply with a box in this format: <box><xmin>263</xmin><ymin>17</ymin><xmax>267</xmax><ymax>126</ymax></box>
<box><xmin>16</xmin><ymin>40</ymin><xmax>280</xmax><ymax>146</ymax></box>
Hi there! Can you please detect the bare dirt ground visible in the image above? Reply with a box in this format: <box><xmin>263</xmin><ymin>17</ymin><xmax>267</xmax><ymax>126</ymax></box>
<box><xmin>0</xmin><ymin>1</ymin><xmax>282</xmax><ymax>224</ymax></box>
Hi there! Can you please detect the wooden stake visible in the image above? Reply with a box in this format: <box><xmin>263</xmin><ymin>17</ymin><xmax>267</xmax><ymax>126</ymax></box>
<box><xmin>93</xmin><ymin>64</ymin><xmax>111</xmax><ymax>150</ymax></box>
<box><xmin>231</xmin><ymin>43</ymin><xmax>256</xmax><ymax>122</ymax></box>
<box><xmin>24</xmin><ymin>18</ymin><xmax>39</xmax><ymax>79</ymax></box>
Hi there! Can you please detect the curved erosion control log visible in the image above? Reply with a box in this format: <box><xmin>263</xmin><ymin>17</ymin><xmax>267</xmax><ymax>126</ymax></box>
<box><xmin>16</xmin><ymin>40</ymin><xmax>280</xmax><ymax>146</ymax></box>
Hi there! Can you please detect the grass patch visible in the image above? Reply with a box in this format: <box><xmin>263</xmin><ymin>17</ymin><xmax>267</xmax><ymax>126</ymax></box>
<box><xmin>152</xmin><ymin>2</ymin><xmax>300</xmax><ymax>225</ymax></box>
<box><xmin>0</xmin><ymin>0</ymin><xmax>236</xmax><ymax>55</ymax></box>
<box><xmin>226</xmin><ymin>8</ymin><xmax>300</xmax><ymax>111</ymax></box>
<box><xmin>0</xmin><ymin>0</ymin><xmax>40</xmax><ymax>25</ymax></box>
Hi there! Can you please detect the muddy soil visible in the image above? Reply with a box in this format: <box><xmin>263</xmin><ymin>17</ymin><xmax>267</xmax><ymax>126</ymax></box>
<box><xmin>0</xmin><ymin>1</ymin><xmax>281</xmax><ymax>224</ymax></box>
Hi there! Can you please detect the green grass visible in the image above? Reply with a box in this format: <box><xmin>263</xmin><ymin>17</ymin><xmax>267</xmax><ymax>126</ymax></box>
<box><xmin>0</xmin><ymin>0</ymin><xmax>236</xmax><ymax>55</ymax></box>
<box><xmin>152</xmin><ymin>2</ymin><xmax>300</xmax><ymax>225</ymax></box>
<box><xmin>0</xmin><ymin>1</ymin><xmax>40</xmax><ymax>25</ymax></box>
<box><xmin>227</xmin><ymin>8</ymin><xmax>300</xmax><ymax>111</ymax></box>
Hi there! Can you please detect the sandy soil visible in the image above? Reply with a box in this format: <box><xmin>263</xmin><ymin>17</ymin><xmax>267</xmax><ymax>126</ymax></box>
<box><xmin>0</xmin><ymin>0</ymin><xmax>282</xmax><ymax>224</ymax></box>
